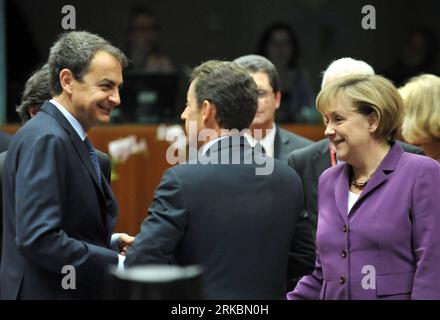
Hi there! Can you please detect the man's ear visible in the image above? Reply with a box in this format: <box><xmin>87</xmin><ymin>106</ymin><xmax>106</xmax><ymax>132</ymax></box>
<box><xmin>59</xmin><ymin>69</ymin><xmax>75</xmax><ymax>94</ymax></box>
<box><xmin>367</xmin><ymin>110</ymin><xmax>380</xmax><ymax>134</ymax></box>
<box><xmin>202</xmin><ymin>100</ymin><xmax>217</xmax><ymax>127</ymax></box>
<box><xmin>28</xmin><ymin>106</ymin><xmax>39</xmax><ymax>118</ymax></box>
<box><xmin>274</xmin><ymin>91</ymin><xmax>282</xmax><ymax>110</ymax></box>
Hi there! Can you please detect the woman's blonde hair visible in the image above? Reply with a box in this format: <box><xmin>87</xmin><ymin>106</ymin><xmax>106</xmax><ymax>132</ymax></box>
<box><xmin>316</xmin><ymin>74</ymin><xmax>403</xmax><ymax>143</ymax></box>
<box><xmin>399</xmin><ymin>74</ymin><xmax>440</xmax><ymax>144</ymax></box>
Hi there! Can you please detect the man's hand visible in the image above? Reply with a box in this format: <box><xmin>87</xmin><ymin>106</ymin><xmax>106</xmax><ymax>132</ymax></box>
<box><xmin>118</xmin><ymin>233</ymin><xmax>135</xmax><ymax>255</ymax></box>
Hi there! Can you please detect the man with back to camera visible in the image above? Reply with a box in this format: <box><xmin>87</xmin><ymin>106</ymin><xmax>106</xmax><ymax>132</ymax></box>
<box><xmin>125</xmin><ymin>60</ymin><xmax>315</xmax><ymax>299</ymax></box>
<box><xmin>0</xmin><ymin>31</ymin><xmax>134</xmax><ymax>299</ymax></box>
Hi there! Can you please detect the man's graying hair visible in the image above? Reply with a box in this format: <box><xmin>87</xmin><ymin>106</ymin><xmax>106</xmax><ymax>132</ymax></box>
<box><xmin>16</xmin><ymin>64</ymin><xmax>50</xmax><ymax>124</ymax></box>
<box><xmin>233</xmin><ymin>54</ymin><xmax>281</xmax><ymax>93</ymax></box>
<box><xmin>190</xmin><ymin>60</ymin><xmax>258</xmax><ymax>130</ymax></box>
<box><xmin>48</xmin><ymin>31</ymin><xmax>128</xmax><ymax>95</ymax></box>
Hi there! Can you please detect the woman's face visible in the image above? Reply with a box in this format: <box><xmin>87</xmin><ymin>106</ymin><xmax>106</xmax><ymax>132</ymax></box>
<box><xmin>322</xmin><ymin>95</ymin><xmax>374</xmax><ymax>163</ymax></box>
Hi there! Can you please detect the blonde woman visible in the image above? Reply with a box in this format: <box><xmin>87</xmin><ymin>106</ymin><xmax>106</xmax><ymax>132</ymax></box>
<box><xmin>287</xmin><ymin>74</ymin><xmax>440</xmax><ymax>300</ymax></box>
<box><xmin>400</xmin><ymin>74</ymin><xmax>440</xmax><ymax>163</ymax></box>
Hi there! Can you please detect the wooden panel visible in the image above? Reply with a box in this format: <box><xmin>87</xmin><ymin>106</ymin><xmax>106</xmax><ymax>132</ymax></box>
<box><xmin>2</xmin><ymin>124</ymin><xmax>324</xmax><ymax>234</ymax></box>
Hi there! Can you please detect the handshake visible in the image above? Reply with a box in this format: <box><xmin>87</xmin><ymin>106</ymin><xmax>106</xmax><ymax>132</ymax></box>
<box><xmin>115</xmin><ymin>233</ymin><xmax>136</xmax><ymax>256</ymax></box>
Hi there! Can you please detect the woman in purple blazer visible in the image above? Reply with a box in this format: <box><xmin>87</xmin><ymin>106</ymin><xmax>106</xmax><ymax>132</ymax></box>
<box><xmin>287</xmin><ymin>74</ymin><xmax>440</xmax><ymax>300</ymax></box>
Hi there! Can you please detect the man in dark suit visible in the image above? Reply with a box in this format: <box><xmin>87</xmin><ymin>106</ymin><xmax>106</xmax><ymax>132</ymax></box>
<box><xmin>0</xmin><ymin>31</ymin><xmax>132</xmax><ymax>299</ymax></box>
<box><xmin>288</xmin><ymin>57</ymin><xmax>424</xmax><ymax>236</ymax></box>
<box><xmin>0</xmin><ymin>65</ymin><xmax>117</xmax><ymax>265</ymax></box>
<box><xmin>233</xmin><ymin>55</ymin><xmax>312</xmax><ymax>163</ymax></box>
<box><xmin>125</xmin><ymin>61</ymin><xmax>315</xmax><ymax>299</ymax></box>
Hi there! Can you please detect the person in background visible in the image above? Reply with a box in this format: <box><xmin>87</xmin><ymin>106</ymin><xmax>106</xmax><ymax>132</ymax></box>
<box><xmin>288</xmin><ymin>74</ymin><xmax>440</xmax><ymax>300</ymax></box>
<box><xmin>288</xmin><ymin>58</ymin><xmax>423</xmax><ymax>237</ymax></box>
<box><xmin>233</xmin><ymin>54</ymin><xmax>315</xmax><ymax>291</ymax></box>
<box><xmin>257</xmin><ymin>22</ymin><xmax>315</xmax><ymax>123</ymax></box>
<box><xmin>0</xmin><ymin>31</ymin><xmax>133</xmax><ymax>299</ymax></box>
<box><xmin>400</xmin><ymin>74</ymin><xmax>440</xmax><ymax>163</ymax></box>
<box><xmin>234</xmin><ymin>54</ymin><xmax>312</xmax><ymax>164</ymax></box>
<box><xmin>125</xmin><ymin>6</ymin><xmax>174</xmax><ymax>72</ymax></box>
<box><xmin>382</xmin><ymin>28</ymin><xmax>439</xmax><ymax>87</ymax></box>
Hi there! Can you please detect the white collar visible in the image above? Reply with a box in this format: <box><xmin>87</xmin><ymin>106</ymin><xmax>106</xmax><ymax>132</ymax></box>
<box><xmin>50</xmin><ymin>99</ymin><xmax>87</xmax><ymax>141</ymax></box>
<box><xmin>201</xmin><ymin>135</ymin><xmax>233</xmax><ymax>155</ymax></box>
<box><xmin>244</xmin><ymin>123</ymin><xmax>276</xmax><ymax>157</ymax></box>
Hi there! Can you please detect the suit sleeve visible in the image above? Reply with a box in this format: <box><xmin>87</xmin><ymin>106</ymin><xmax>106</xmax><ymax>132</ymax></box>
<box><xmin>286</xmin><ymin>173</ymin><xmax>315</xmax><ymax>290</ymax></box>
<box><xmin>15</xmin><ymin>135</ymin><xmax>117</xmax><ymax>286</ymax></box>
<box><xmin>125</xmin><ymin>168</ymin><xmax>187</xmax><ymax>266</ymax></box>
<box><xmin>287</xmin><ymin>246</ymin><xmax>323</xmax><ymax>300</ymax></box>
<box><xmin>410</xmin><ymin>160</ymin><xmax>440</xmax><ymax>299</ymax></box>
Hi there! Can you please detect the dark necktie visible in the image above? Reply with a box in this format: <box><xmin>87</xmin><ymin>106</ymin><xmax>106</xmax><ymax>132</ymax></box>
<box><xmin>84</xmin><ymin>137</ymin><xmax>101</xmax><ymax>182</ymax></box>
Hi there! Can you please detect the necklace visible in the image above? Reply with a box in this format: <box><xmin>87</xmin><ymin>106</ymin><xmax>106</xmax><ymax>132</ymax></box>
<box><xmin>351</xmin><ymin>178</ymin><xmax>370</xmax><ymax>188</ymax></box>
<box><xmin>351</xmin><ymin>172</ymin><xmax>373</xmax><ymax>188</ymax></box>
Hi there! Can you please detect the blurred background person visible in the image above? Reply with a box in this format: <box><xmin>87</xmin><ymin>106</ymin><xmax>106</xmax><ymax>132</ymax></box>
<box><xmin>234</xmin><ymin>54</ymin><xmax>312</xmax><ymax>163</ymax></box>
<box><xmin>288</xmin><ymin>74</ymin><xmax>440</xmax><ymax>300</ymax></box>
<box><xmin>400</xmin><ymin>74</ymin><xmax>440</xmax><ymax>163</ymax></box>
<box><xmin>125</xmin><ymin>6</ymin><xmax>175</xmax><ymax>72</ymax></box>
<box><xmin>382</xmin><ymin>28</ymin><xmax>439</xmax><ymax>87</ymax></box>
<box><xmin>257</xmin><ymin>22</ymin><xmax>316</xmax><ymax>123</ymax></box>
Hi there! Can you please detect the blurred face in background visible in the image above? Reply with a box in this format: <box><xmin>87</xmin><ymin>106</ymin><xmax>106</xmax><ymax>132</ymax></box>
<box><xmin>128</xmin><ymin>13</ymin><xmax>159</xmax><ymax>53</ymax></box>
<box><xmin>267</xmin><ymin>29</ymin><xmax>293</xmax><ymax>67</ymax></box>
<box><xmin>250</xmin><ymin>72</ymin><xmax>281</xmax><ymax>130</ymax></box>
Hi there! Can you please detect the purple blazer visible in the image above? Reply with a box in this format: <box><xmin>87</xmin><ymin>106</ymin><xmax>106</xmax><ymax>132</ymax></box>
<box><xmin>288</xmin><ymin>143</ymin><xmax>440</xmax><ymax>300</ymax></box>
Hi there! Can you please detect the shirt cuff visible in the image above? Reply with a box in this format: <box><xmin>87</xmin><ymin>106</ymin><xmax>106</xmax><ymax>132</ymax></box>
<box><xmin>117</xmin><ymin>254</ymin><xmax>126</xmax><ymax>272</ymax></box>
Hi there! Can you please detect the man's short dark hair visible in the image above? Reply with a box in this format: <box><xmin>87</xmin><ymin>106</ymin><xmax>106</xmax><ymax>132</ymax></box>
<box><xmin>16</xmin><ymin>64</ymin><xmax>50</xmax><ymax>124</ymax></box>
<box><xmin>233</xmin><ymin>54</ymin><xmax>280</xmax><ymax>93</ymax></box>
<box><xmin>190</xmin><ymin>60</ymin><xmax>258</xmax><ymax>131</ymax></box>
<box><xmin>48</xmin><ymin>31</ymin><xmax>128</xmax><ymax>96</ymax></box>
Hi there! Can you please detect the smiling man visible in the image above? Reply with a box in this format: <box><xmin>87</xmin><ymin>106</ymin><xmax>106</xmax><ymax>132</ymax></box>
<box><xmin>0</xmin><ymin>31</ymin><xmax>131</xmax><ymax>299</ymax></box>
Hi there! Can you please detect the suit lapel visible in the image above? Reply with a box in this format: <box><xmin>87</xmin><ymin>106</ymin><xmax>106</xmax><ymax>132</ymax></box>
<box><xmin>273</xmin><ymin>128</ymin><xmax>290</xmax><ymax>161</ymax></box>
<box><xmin>41</xmin><ymin>102</ymin><xmax>105</xmax><ymax>196</ymax></box>
<box><xmin>353</xmin><ymin>143</ymin><xmax>403</xmax><ymax>210</ymax></box>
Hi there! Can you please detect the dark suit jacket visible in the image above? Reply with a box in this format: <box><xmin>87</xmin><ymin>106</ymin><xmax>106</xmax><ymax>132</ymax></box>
<box><xmin>0</xmin><ymin>148</ymin><xmax>111</xmax><ymax>266</ymax></box>
<box><xmin>274</xmin><ymin>127</ymin><xmax>312</xmax><ymax>163</ymax></box>
<box><xmin>125</xmin><ymin>136</ymin><xmax>315</xmax><ymax>299</ymax></box>
<box><xmin>0</xmin><ymin>101</ymin><xmax>118</xmax><ymax>299</ymax></box>
<box><xmin>0</xmin><ymin>131</ymin><xmax>11</xmax><ymax>153</ymax></box>
<box><xmin>288</xmin><ymin>138</ymin><xmax>424</xmax><ymax>236</ymax></box>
